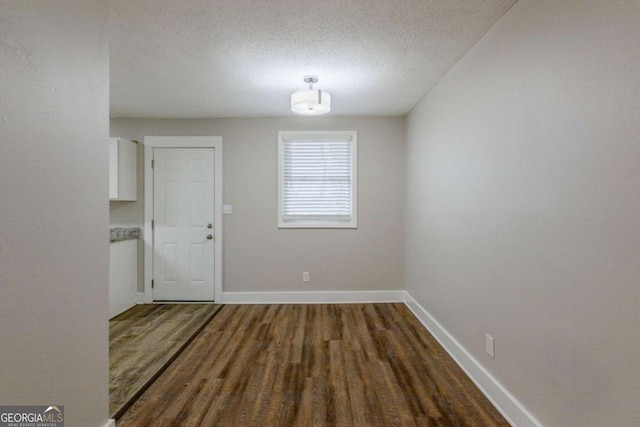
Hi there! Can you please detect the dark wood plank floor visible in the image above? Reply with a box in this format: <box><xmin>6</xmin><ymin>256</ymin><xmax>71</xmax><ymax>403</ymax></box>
<box><xmin>118</xmin><ymin>304</ymin><xmax>509</xmax><ymax>426</ymax></box>
<box><xmin>110</xmin><ymin>304</ymin><xmax>221</xmax><ymax>419</ymax></box>
<box><xmin>118</xmin><ymin>304</ymin><xmax>508</xmax><ymax>427</ymax></box>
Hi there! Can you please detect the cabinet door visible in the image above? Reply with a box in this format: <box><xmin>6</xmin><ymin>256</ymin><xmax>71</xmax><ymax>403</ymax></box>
<box><xmin>109</xmin><ymin>239</ymin><xmax>137</xmax><ymax>318</ymax></box>
<box><xmin>109</xmin><ymin>138</ymin><xmax>119</xmax><ymax>199</ymax></box>
<box><xmin>109</xmin><ymin>138</ymin><xmax>137</xmax><ymax>201</ymax></box>
<box><xmin>117</xmin><ymin>139</ymin><xmax>137</xmax><ymax>201</ymax></box>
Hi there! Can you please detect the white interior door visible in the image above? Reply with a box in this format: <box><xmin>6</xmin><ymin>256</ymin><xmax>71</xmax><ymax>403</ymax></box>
<box><xmin>153</xmin><ymin>148</ymin><xmax>215</xmax><ymax>301</ymax></box>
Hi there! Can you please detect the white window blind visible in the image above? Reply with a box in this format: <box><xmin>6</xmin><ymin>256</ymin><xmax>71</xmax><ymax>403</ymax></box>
<box><xmin>278</xmin><ymin>131</ymin><xmax>357</xmax><ymax>228</ymax></box>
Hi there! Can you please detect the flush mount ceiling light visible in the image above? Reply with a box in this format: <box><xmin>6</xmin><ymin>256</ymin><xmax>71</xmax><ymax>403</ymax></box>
<box><xmin>291</xmin><ymin>75</ymin><xmax>331</xmax><ymax>116</ymax></box>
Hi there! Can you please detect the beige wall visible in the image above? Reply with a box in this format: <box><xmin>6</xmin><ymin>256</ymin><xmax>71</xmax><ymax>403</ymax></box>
<box><xmin>405</xmin><ymin>1</ymin><xmax>640</xmax><ymax>426</ymax></box>
<box><xmin>111</xmin><ymin>117</ymin><xmax>405</xmax><ymax>294</ymax></box>
<box><xmin>0</xmin><ymin>2</ymin><xmax>110</xmax><ymax>426</ymax></box>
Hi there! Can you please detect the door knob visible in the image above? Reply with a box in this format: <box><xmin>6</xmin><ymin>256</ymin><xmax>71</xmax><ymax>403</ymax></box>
<box><xmin>206</xmin><ymin>234</ymin><xmax>213</xmax><ymax>240</ymax></box>
<box><xmin>207</xmin><ymin>223</ymin><xmax>213</xmax><ymax>229</ymax></box>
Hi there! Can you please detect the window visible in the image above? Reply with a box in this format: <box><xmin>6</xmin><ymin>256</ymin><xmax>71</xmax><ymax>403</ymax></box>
<box><xmin>278</xmin><ymin>130</ymin><xmax>357</xmax><ymax>228</ymax></box>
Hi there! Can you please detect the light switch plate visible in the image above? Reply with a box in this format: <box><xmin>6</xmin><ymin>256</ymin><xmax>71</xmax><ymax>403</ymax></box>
<box><xmin>222</xmin><ymin>204</ymin><xmax>232</xmax><ymax>215</ymax></box>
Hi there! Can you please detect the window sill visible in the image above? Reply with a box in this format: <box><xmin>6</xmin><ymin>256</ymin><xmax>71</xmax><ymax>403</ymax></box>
<box><xmin>278</xmin><ymin>221</ymin><xmax>357</xmax><ymax>229</ymax></box>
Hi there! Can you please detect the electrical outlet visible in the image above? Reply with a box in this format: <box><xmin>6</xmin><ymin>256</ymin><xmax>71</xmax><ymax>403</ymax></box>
<box><xmin>303</xmin><ymin>272</ymin><xmax>310</xmax><ymax>283</ymax></box>
<box><xmin>486</xmin><ymin>334</ymin><xmax>495</xmax><ymax>359</ymax></box>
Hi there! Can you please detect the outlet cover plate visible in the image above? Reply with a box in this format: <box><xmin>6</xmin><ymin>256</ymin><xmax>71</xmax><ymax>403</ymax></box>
<box><xmin>486</xmin><ymin>334</ymin><xmax>495</xmax><ymax>358</ymax></box>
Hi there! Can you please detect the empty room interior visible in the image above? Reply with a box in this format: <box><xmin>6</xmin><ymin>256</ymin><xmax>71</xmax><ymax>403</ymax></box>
<box><xmin>1</xmin><ymin>1</ymin><xmax>639</xmax><ymax>426</ymax></box>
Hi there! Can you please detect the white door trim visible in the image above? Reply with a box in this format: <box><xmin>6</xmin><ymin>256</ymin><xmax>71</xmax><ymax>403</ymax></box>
<box><xmin>143</xmin><ymin>136</ymin><xmax>223</xmax><ymax>304</ymax></box>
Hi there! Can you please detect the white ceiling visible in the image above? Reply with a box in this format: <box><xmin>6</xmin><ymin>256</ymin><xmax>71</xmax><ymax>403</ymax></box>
<box><xmin>109</xmin><ymin>0</ymin><xmax>516</xmax><ymax>118</ymax></box>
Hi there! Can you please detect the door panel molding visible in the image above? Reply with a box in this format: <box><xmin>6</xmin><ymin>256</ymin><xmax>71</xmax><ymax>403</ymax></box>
<box><xmin>143</xmin><ymin>136</ymin><xmax>223</xmax><ymax>303</ymax></box>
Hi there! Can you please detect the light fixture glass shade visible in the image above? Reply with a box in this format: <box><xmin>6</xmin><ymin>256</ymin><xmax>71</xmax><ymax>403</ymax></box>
<box><xmin>291</xmin><ymin>89</ymin><xmax>331</xmax><ymax>116</ymax></box>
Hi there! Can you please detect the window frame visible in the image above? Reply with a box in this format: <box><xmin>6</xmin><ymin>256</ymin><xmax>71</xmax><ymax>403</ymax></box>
<box><xmin>277</xmin><ymin>130</ymin><xmax>358</xmax><ymax>229</ymax></box>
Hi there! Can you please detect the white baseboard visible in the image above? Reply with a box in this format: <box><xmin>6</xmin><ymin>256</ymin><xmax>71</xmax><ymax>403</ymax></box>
<box><xmin>104</xmin><ymin>419</ymin><xmax>116</xmax><ymax>427</ymax></box>
<box><xmin>219</xmin><ymin>290</ymin><xmax>405</xmax><ymax>304</ymax></box>
<box><xmin>403</xmin><ymin>292</ymin><xmax>542</xmax><ymax>427</ymax></box>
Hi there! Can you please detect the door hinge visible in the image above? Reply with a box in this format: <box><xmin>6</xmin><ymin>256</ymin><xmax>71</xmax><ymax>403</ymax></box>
<box><xmin>151</xmin><ymin>159</ymin><xmax>154</xmax><ymax>169</ymax></box>
<box><xmin>151</xmin><ymin>279</ymin><xmax>154</xmax><ymax>289</ymax></box>
<box><xmin>151</xmin><ymin>219</ymin><xmax>154</xmax><ymax>229</ymax></box>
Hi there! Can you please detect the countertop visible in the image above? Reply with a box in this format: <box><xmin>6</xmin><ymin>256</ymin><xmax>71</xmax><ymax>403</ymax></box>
<box><xmin>110</xmin><ymin>227</ymin><xmax>139</xmax><ymax>243</ymax></box>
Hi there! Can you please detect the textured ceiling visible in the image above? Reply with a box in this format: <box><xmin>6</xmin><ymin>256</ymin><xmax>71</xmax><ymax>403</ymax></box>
<box><xmin>109</xmin><ymin>0</ymin><xmax>516</xmax><ymax>118</ymax></box>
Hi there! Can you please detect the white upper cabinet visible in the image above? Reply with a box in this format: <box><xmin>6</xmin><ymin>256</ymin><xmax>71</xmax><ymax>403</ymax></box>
<box><xmin>109</xmin><ymin>138</ymin><xmax>137</xmax><ymax>201</ymax></box>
